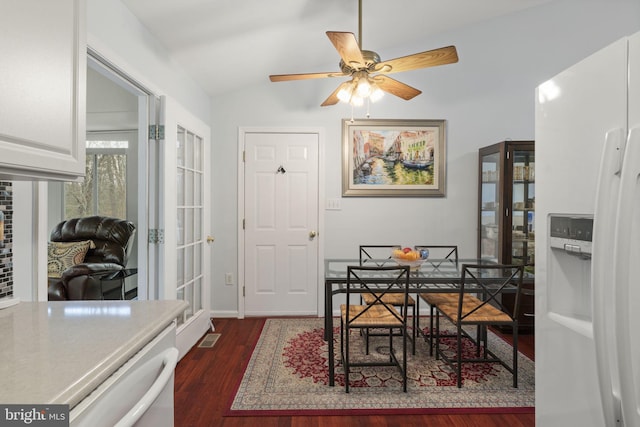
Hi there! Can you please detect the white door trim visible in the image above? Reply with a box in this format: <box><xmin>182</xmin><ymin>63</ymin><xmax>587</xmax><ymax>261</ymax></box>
<box><xmin>237</xmin><ymin>127</ymin><xmax>325</xmax><ymax>319</ymax></box>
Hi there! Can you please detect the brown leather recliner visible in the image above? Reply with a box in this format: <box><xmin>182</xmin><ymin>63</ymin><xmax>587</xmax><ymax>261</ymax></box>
<box><xmin>47</xmin><ymin>216</ymin><xmax>136</xmax><ymax>301</ymax></box>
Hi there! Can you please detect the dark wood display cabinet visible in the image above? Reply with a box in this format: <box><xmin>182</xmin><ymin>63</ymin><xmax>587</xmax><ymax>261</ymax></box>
<box><xmin>478</xmin><ymin>140</ymin><xmax>535</xmax><ymax>333</ymax></box>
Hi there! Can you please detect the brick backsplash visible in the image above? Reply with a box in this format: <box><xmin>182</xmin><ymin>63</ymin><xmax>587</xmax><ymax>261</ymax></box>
<box><xmin>0</xmin><ymin>182</ymin><xmax>13</xmax><ymax>299</ymax></box>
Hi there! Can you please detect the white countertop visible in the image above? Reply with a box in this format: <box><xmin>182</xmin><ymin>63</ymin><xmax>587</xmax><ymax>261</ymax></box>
<box><xmin>0</xmin><ymin>300</ymin><xmax>188</xmax><ymax>408</ymax></box>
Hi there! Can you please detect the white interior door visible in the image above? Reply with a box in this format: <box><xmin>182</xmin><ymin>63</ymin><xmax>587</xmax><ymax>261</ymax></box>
<box><xmin>160</xmin><ymin>96</ymin><xmax>211</xmax><ymax>358</ymax></box>
<box><xmin>241</xmin><ymin>130</ymin><xmax>320</xmax><ymax>316</ymax></box>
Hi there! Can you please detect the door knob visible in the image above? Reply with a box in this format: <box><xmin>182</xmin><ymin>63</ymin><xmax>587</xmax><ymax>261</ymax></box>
<box><xmin>309</xmin><ymin>231</ymin><xmax>317</xmax><ymax>239</ymax></box>
<box><xmin>206</xmin><ymin>236</ymin><xmax>215</xmax><ymax>243</ymax></box>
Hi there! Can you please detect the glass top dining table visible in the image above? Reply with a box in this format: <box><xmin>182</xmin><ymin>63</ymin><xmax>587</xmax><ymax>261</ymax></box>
<box><xmin>322</xmin><ymin>257</ymin><xmax>532</xmax><ymax>386</ymax></box>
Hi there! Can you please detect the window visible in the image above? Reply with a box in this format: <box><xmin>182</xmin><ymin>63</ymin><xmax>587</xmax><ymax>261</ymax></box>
<box><xmin>64</xmin><ymin>140</ymin><xmax>129</xmax><ymax>219</ymax></box>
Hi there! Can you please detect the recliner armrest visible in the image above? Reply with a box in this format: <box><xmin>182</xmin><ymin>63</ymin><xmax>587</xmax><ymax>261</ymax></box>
<box><xmin>47</xmin><ymin>277</ymin><xmax>67</xmax><ymax>301</ymax></box>
<box><xmin>62</xmin><ymin>262</ymin><xmax>125</xmax><ymax>279</ymax></box>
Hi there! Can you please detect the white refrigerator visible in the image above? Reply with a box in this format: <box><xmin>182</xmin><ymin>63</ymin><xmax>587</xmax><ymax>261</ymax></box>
<box><xmin>535</xmin><ymin>30</ymin><xmax>640</xmax><ymax>426</ymax></box>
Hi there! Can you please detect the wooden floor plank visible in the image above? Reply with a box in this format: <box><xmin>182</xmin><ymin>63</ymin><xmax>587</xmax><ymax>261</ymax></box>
<box><xmin>174</xmin><ymin>317</ymin><xmax>535</xmax><ymax>427</ymax></box>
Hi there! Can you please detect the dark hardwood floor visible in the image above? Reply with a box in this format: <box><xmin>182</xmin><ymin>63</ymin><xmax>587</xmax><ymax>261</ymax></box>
<box><xmin>174</xmin><ymin>317</ymin><xmax>535</xmax><ymax>427</ymax></box>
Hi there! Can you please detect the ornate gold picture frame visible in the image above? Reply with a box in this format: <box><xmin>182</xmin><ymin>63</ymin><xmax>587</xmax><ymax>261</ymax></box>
<box><xmin>342</xmin><ymin>118</ymin><xmax>446</xmax><ymax>197</ymax></box>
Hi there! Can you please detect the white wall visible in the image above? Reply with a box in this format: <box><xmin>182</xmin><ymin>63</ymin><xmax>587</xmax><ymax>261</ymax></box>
<box><xmin>209</xmin><ymin>0</ymin><xmax>640</xmax><ymax>315</ymax></box>
<box><xmin>86</xmin><ymin>0</ymin><xmax>210</xmax><ymax>124</ymax></box>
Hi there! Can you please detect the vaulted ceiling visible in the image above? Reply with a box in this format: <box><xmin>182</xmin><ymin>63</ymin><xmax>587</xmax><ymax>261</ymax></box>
<box><xmin>120</xmin><ymin>0</ymin><xmax>557</xmax><ymax>98</ymax></box>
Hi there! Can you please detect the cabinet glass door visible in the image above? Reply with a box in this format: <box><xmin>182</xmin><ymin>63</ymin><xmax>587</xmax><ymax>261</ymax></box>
<box><xmin>480</xmin><ymin>151</ymin><xmax>500</xmax><ymax>262</ymax></box>
<box><xmin>511</xmin><ymin>148</ymin><xmax>535</xmax><ymax>269</ymax></box>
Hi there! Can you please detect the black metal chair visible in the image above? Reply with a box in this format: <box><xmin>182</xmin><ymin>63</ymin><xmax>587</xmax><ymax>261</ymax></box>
<box><xmin>359</xmin><ymin>245</ymin><xmax>417</xmax><ymax>354</ymax></box>
<box><xmin>434</xmin><ymin>264</ymin><xmax>524</xmax><ymax>388</ymax></box>
<box><xmin>359</xmin><ymin>245</ymin><xmax>401</xmax><ymax>267</ymax></box>
<box><xmin>413</xmin><ymin>245</ymin><xmax>459</xmax><ymax>355</ymax></box>
<box><xmin>340</xmin><ymin>264</ymin><xmax>411</xmax><ymax>393</ymax></box>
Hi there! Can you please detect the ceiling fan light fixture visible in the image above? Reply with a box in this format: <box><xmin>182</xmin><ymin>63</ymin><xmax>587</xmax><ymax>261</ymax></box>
<box><xmin>369</xmin><ymin>85</ymin><xmax>384</xmax><ymax>103</ymax></box>
<box><xmin>337</xmin><ymin>81</ymin><xmax>355</xmax><ymax>103</ymax></box>
<box><xmin>356</xmin><ymin>77</ymin><xmax>371</xmax><ymax>97</ymax></box>
<box><xmin>350</xmin><ymin>94</ymin><xmax>364</xmax><ymax>106</ymax></box>
<box><xmin>336</xmin><ymin>73</ymin><xmax>384</xmax><ymax>106</ymax></box>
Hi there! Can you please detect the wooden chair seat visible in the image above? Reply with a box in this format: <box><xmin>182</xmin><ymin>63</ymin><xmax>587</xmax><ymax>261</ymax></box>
<box><xmin>419</xmin><ymin>293</ymin><xmax>477</xmax><ymax>355</ymax></box>
<box><xmin>340</xmin><ymin>304</ymin><xmax>403</xmax><ymax>328</ymax></box>
<box><xmin>362</xmin><ymin>293</ymin><xmax>415</xmax><ymax>306</ymax></box>
<box><xmin>438</xmin><ymin>296</ymin><xmax>513</xmax><ymax>323</ymax></box>
<box><xmin>420</xmin><ymin>293</ymin><xmax>449</xmax><ymax>306</ymax></box>
<box><xmin>420</xmin><ymin>293</ymin><xmax>476</xmax><ymax>305</ymax></box>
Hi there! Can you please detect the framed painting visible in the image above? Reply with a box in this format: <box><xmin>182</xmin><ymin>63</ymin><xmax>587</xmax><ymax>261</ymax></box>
<box><xmin>342</xmin><ymin>118</ymin><xmax>447</xmax><ymax>197</ymax></box>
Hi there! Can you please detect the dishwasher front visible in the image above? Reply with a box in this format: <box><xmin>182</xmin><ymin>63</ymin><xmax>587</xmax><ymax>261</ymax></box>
<box><xmin>70</xmin><ymin>323</ymin><xmax>179</xmax><ymax>427</ymax></box>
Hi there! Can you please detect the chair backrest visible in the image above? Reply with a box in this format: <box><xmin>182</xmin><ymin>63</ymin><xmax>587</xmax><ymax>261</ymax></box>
<box><xmin>414</xmin><ymin>245</ymin><xmax>459</xmax><ymax>277</ymax></box>
<box><xmin>50</xmin><ymin>216</ymin><xmax>136</xmax><ymax>267</ymax></box>
<box><xmin>345</xmin><ymin>265</ymin><xmax>410</xmax><ymax>323</ymax></box>
<box><xmin>459</xmin><ymin>264</ymin><xmax>524</xmax><ymax>321</ymax></box>
<box><xmin>414</xmin><ymin>245</ymin><xmax>458</xmax><ymax>264</ymax></box>
<box><xmin>359</xmin><ymin>245</ymin><xmax>401</xmax><ymax>266</ymax></box>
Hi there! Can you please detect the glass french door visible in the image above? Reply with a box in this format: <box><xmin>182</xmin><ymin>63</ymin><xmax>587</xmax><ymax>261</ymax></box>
<box><xmin>160</xmin><ymin>96</ymin><xmax>211</xmax><ymax>359</ymax></box>
<box><xmin>176</xmin><ymin>126</ymin><xmax>204</xmax><ymax>327</ymax></box>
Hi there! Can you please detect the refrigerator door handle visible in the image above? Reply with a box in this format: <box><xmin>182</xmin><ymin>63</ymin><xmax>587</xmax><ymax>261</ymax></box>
<box><xmin>614</xmin><ymin>127</ymin><xmax>640</xmax><ymax>427</ymax></box>
<box><xmin>593</xmin><ymin>128</ymin><xmax>625</xmax><ymax>427</ymax></box>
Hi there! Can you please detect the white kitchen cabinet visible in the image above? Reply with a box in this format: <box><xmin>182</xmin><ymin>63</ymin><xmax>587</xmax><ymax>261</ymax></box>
<box><xmin>0</xmin><ymin>0</ymin><xmax>86</xmax><ymax>181</ymax></box>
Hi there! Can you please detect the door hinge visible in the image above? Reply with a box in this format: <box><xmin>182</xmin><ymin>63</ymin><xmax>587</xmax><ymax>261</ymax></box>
<box><xmin>243</xmin><ymin>286</ymin><xmax>245</xmax><ymax>297</ymax></box>
<box><xmin>149</xmin><ymin>124</ymin><xmax>165</xmax><ymax>140</ymax></box>
<box><xmin>506</xmin><ymin>151</ymin><xmax>510</xmax><ymax>159</ymax></box>
<box><xmin>243</xmin><ymin>150</ymin><xmax>246</xmax><ymax>162</ymax></box>
<box><xmin>149</xmin><ymin>229</ymin><xmax>165</xmax><ymax>244</ymax></box>
<box><xmin>243</xmin><ymin>219</ymin><xmax>245</xmax><ymax>230</ymax></box>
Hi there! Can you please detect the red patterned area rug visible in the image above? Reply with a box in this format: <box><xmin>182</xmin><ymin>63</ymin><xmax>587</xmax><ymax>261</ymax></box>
<box><xmin>226</xmin><ymin>318</ymin><xmax>535</xmax><ymax>416</ymax></box>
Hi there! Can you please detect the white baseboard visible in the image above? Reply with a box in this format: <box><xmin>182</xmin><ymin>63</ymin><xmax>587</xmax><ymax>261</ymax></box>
<box><xmin>209</xmin><ymin>310</ymin><xmax>239</xmax><ymax>318</ymax></box>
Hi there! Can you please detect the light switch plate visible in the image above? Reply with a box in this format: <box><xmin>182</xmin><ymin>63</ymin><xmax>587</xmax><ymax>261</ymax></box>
<box><xmin>326</xmin><ymin>198</ymin><xmax>341</xmax><ymax>210</ymax></box>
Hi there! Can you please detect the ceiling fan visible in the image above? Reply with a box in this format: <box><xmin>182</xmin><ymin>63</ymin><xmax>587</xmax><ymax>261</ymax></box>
<box><xmin>269</xmin><ymin>0</ymin><xmax>459</xmax><ymax>107</ymax></box>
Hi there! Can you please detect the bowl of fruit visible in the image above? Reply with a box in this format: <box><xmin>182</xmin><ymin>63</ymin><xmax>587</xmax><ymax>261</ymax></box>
<box><xmin>391</xmin><ymin>247</ymin><xmax>429</xmax><ymax>270</ymax></box>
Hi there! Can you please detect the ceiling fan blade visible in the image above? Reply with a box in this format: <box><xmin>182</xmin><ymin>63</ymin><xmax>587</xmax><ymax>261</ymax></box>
<box><xmin>269</xmin><ymin>71</ymin><xmax>344</xmax><ymax>82</ymax></box>
<box><xmin>375</xmin><ymin>46</ymin><xmax>459</xmax><ymax>74</ymax></box>
<box><xmin>326</xmin><ymin>31</ymin><xmax>365</xmax><ymax>69</ymax></box>
<box><xmin>320</xmin><ymin>85</ymin><xmax>342</xmax><ymax>107</ymax></box>
<box><xmin>374</xmin><ymin>75</ymin><xmax>422</xmax><ymax>100</ymax></box>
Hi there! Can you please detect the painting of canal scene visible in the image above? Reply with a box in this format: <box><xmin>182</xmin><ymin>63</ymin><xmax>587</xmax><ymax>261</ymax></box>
<box><xmin>342</xmin><ymin>119</ymin><xmax>446</xmax><ymax>197</ymax></box>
